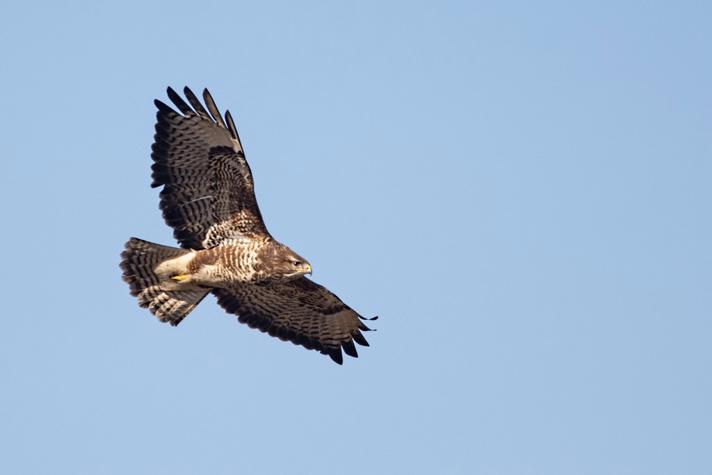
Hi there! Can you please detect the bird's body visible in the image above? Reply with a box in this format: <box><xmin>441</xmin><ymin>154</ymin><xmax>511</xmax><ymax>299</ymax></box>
<box><xmin>120</xmin><ymin>87</ymin><xmax>374</xmax><ymax>364</ymax></box>
<box><xmin>155</xmin><ymin>236</ymin><xmax>311</xmax><ymax>287</ymax></box>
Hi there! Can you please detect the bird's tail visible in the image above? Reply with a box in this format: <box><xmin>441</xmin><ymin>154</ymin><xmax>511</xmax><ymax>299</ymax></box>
<box><xmin>120</xmin><ymin>237</ymin><xmax>209</xmax><ymax>325</ymax></box>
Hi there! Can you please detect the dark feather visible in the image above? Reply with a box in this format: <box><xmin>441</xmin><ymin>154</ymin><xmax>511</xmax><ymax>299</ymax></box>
<box><xmin>183</xmin><ymin>86</ymin><xmax>210</xmax><ymax>118</ymax></box>
<box><xmin>342</xmin><ymin>339</ymin><xmax>358</xmax><ymax>358</ymax></box>
<box><xmin>327</xmin><ymin>346</ymin><xmax>344</xmax><ymax>365</ymax></box>
<box><xmin>166</xmin><ymin>87</ymin><xmax>193</xmax><ymax>115</ymax></box>
<box><xmin>203</xmin><ymin>88</ymin><xmax>227</xmax><ymax>128</ymax></box>
<box><xmin>225</xmin><ymin>109</ymin><xmax>243</xmax><ymax>150</ymax></box>
<box><xmin>154</xmin><ymin>99</ymin><xmax>176</xmax><ymax>116</ymax></box>
<box><xmin>352</xmin><ymin>330</ymin><xmax>370</xmax><ymax>347</ymax></box>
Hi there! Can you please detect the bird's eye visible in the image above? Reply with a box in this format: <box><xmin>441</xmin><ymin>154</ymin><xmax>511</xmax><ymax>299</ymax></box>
<box><xmin>292</xmin><ymin>260</ymin><xmax>300</xmax><ymax>267</ymax></box>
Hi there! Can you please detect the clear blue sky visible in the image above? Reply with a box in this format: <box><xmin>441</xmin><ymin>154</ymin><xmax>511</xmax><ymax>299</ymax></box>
<box><xmin>1</xmin><ymin>1</ymin><xmax>710</xmax><ymax>474</ymax></box>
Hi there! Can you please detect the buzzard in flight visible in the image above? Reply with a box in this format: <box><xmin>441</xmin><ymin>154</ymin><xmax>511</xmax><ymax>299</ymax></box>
<box><xmin>120</xmin><ymin>87</ymin><xmax>375</xmax><ymax>364</ymax></box>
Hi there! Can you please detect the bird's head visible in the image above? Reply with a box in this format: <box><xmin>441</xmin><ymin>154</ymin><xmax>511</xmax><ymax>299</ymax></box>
<box><xmin>256</xmin><ymin>242</ymin><xmax>312</xmax><ymax>281</ymax></box>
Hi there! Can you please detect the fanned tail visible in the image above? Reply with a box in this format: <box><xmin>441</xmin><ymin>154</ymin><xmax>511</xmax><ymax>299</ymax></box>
<box><xmin>120</xmin><ymin>238</ymin><xmax>208</xmax><ymax>325</ymax></box>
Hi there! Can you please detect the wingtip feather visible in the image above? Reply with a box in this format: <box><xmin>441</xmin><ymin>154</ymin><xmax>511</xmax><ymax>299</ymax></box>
<box><xmin>352</xmin><ymin>330</ymin><xmax>370</xmax><ymax>347</ymax></box>
<box><xmin>203</xmin><ymin>88</ymin><xmax>228</xmax><ymax>128</ymax></box>
<box><xmin>183</xmin><ymin>86</ymin><xmax>210</xmax><ymax>118</ymax></box>
<box><xmin>154</xmin><ymin>99</ymin><xmax>174</xmax><ymax>114</ymax></box>
<box><xmin>225</xmin><ymin>110</ymin><xmax>240</xmax><ymax>141</ymax></box>
<box><xmin>328</xmin><ymin>347</ymin><xmax>344</xmax><ymax>365</ymax></box>
<box><xmin>166</xmin><ymin>86</ymin><xmax>193</xmax><ymax>115</ymax></box>
<box><xmin>342</xmin><ymin>339</ymin><xmax>358</xmax><ymax>358</ymax></box>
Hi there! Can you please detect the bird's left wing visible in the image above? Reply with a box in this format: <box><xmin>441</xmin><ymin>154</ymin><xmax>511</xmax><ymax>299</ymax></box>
<box><xmin>212</xmin><ymin>278</ymin><xmax>376</xmax><ymax>364</ymax></box>
<box><xmin>151</xmin><ymin>86</ymin><xmax>268</xmax><ymax>249</ymax></box>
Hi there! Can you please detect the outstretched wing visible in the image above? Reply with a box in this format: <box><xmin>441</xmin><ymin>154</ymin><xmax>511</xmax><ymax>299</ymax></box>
<box><xmin>212</xmin><ymin>278</ymin><xmax>376</xmax><ymax>364</ymax></box>
<box><xmin>151</xmin><ymin>86</ymin><xmax>268</xmax><ymax>249</ymax></box>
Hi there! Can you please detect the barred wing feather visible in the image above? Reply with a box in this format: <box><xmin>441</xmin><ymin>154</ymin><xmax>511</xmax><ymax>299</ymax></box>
<box><xmin>212</xmin><ymin>278</ymin><xmax>376</xmax><ymax>364</ymax></box>
<box><xmin>151</xmin><ymin>87</ymin><xmax>268</xmax><ymax>249</ymax></box>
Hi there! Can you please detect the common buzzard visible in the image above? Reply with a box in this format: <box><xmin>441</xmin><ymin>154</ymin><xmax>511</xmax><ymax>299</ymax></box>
<box><xmin>120</xmin><ymin>87</ymin><xmax>375</xmax><ymax>364</ymax></box>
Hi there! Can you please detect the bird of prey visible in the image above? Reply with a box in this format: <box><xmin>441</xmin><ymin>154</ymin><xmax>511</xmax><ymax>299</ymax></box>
<box><xmin>120</xmin><ymin>87</ymin><xmax>375</xmax><ymax>364</ymax></box>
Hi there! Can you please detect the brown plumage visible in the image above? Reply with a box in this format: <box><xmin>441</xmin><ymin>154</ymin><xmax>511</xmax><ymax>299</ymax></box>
<box><xmin>120</xmin><ymin>87</ymin><xmax>375</xmax><ymax>364</ymax></box>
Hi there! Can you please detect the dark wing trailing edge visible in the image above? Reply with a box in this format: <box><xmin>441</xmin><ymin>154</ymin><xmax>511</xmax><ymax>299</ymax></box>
<box><xmin>151</xmin><ymin>87</ymin><xmax>267</xmax><ymax>249</ymax></box>
<box><xmin>212</xmin><ymin>278</ymin><xmax>377</xmax><ymax>364</ymax></box>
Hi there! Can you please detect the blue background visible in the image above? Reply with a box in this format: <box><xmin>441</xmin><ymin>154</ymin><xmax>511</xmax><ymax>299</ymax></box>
<box><xmin>1</xmin><ymin>1</ymin><xmax>710</xmax><ymax>473</ymax></box>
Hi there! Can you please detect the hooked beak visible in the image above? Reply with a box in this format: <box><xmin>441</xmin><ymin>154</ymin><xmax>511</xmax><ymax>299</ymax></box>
<box><xmin>304</xmin><ymin>263</ymin><xmax>312</xmax><ymax>275</ymax></box>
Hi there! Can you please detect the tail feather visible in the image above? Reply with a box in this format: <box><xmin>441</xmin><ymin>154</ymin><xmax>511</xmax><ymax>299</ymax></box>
<box><xmin>120</xmin><ymin>237</ymin><xmax>208</xmax><ymax>325</ymax></box>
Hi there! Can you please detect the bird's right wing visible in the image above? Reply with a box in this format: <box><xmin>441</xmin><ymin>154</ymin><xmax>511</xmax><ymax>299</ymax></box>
<box><xmin>151</xmin><ymin>86</ymin><xmax>269</xmax><ymax>249</ymax></box>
